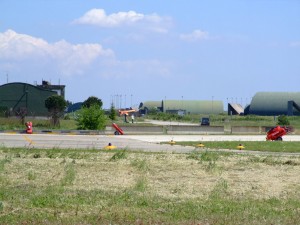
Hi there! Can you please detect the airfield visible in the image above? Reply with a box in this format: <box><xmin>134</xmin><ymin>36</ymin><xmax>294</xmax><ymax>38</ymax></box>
<box><xmin>1</xmin><ymin>133</ymin><xmax>300</xmax><ymax>156</ymax></box>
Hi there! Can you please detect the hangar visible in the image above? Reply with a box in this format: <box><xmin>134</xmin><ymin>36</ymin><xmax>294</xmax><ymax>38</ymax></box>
<box><xmin>140</xmin><ymin>93</ymin><xmax>300</xmax><ymax>116</ymax></box>
<box><xmin>245</xmin><ymin>92</ymin><xmax>300</xmax><ymax>116</ymax></box>
<box><xmin>139</xmin><ymin>100</ymin><xmax>224</xmax><ymax>115</ymax></box>
<box><xmin>0</xmin><ymin>82</ymin><xmax>65</xmax><ymax>117</ymax></box>
<box><xmin>139</xmin><ymin>101</ymin><xmax>163</xmax><ymax>114</ymax></box>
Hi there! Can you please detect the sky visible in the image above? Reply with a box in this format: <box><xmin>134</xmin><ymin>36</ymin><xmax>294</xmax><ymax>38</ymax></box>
<box><xmin>0</xmin><ymin>0</ymin><xmax>299</xmax><ymax>109</ymax></box>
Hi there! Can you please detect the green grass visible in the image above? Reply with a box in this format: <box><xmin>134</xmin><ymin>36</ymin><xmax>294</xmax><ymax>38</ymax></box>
<box><xmin>2</xmin><ymin>190</ymin><xmax>299</xmax><ymax>224</ymax></box>
<box><xmin>0</xmin><ymin>117</ymin><xmax>78</xmax><ymax>130</ymax></box>
<box><xmin>176</xmin><ymin>141</ymin><xmax>300</xmax><ymax>153</ymax></box>
<box><xmin>109</xmin><ymin>150</ymin><xmax>127</xmax><ymax>161</ymax></box>
<box><xmin>146</xmin><ymin>114</ymin><xmax>300</xmax><ymax>129</ymax></box>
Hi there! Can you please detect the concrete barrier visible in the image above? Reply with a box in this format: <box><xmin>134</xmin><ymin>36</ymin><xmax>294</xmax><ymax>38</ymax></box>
<box><xmin>120</xmin><ymin>126</ymin><xmax>164</xmax><ymax>134</ymax></box>
<box><xmin>166</xmin><ymin>125</ymin><xmax>224</xmax><ymax>135</ymax></box>
<box><xmin>263</xmin><ymin>126</ymin><xmax>275</xmax><ymax>133</ymax></box>
<box><xmin>1</xmin><ymin>125</ymin><xmax>287</xmax><ymax>135</ymax></box>
<box><xmin>231</xmin><ymin>126</ymin><xmax>260</xmax><ymax>134</ymax></box>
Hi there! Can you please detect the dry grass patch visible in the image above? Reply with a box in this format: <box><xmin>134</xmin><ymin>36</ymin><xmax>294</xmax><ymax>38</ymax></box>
<box><xmin>1</xmin><ymin>148</ymin><xmax>300</xmax><ymax>224</ymax></box>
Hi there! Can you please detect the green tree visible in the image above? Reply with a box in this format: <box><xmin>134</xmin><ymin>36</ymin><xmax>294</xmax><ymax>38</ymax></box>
<box><xmin>148</xmin><ymin>107</ymin><xmax>159</xmax><ymax>115</ymax></box>
<box><xmin>277</xmin><ymin>115</ymin><xmax>290</xmax><ymax>126</ymax></box>
<box><xmin>108</xmin><ymin>103</ymin><xmax>117</xmax><ymax>121</ymax></box>
<box><xmin>76</xmin><ymin>104</ymin><xmax>107</xmax><ymax>130</ymax></box>
<box><xmin>82</xmin><ymin>96</ymin><xmax>103</xmax><ymax>108</ymax></box>
<box><xmin>45</xmin><ymin>95</ymin><xmax>67</xmax><ymax>127</ymax></box>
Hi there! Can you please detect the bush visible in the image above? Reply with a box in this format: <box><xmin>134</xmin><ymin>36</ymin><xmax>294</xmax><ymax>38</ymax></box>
<box><xmin>76</xmin><ymin>104</ymin><xmax>107</xmax><ymax>130</ymax></box>
<box><xmin>150</xmin><ymin>112</ymin><xmax>183</xmax><ymax>121</ymax></box>
<box><xmin>277</xmin><ymin>115</ymin><xmax>290</xmax><ymax>126</ymax></box>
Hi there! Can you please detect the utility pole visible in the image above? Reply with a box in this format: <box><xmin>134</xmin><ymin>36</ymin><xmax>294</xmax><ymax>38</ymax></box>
<box><xmin>211</xmin><ymin>96</ymin><xmax>214</xmax><ymax>114</ymax></box>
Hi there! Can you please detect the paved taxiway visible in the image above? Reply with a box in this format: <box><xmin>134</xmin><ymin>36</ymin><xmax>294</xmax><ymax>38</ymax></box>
<box><xmin>1</xmin><ymin>133</ymin><xmax>300</xmax><ymax>154</ymax></box>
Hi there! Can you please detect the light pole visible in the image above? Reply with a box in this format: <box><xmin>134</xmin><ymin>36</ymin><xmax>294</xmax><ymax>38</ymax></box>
<box><xmin>211</xmin><ymin>96</ymin><xmax>214</xmax><ymax>114</ymax></box>
<box><xmin>116</xmin><ymin>95</ymin><xmax>119</xmax><ymax>109</ymax></box>
<box><xmin>125</xmin><ymin>94</ymin><xmax>126</xmax><ymax>108</ymax></box>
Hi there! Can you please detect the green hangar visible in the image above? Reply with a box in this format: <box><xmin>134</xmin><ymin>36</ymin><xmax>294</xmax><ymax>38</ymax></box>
<box><xmin>139</xmin><ymin>101</ymin><xmax>163</xmax><ymax>114</ymax></box>
<box><xmin>245</xmin><ymin>92</ymin><xmax>300</xmax><ymax>116</ymax></box>
<box><xmin>139</xmin><ymin>100</ymin><xmax>224</xmax><ymax>115</ymax></box>
<box><xmin>0</xmin><ymin>82</ymin><xmax>65</xmax><ymax>117</ymax></box>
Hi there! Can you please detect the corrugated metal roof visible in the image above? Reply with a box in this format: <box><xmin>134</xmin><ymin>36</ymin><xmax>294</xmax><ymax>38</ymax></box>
<box><xmin>163</xmin><ymin>100</ymin><xmax>224</xmax><ymax>114</ymax></box>
<box><xmin>139</xmin><ymin>101</ymin><xmax>162</xmax><ymax>110</ymax></box>
<box><xmin>249</xmin><ymin>92</ymin><xmax>300</xmax><ymax>115</ymax></box>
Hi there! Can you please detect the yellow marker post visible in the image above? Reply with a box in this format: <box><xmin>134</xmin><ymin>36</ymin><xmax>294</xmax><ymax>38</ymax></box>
<box><xmin>196</xmin><ymin>143</ymin><xmax>205</xmax><ymax>148</ymax></box>
<box><xmin>237</xmin><ymin>144</ymin><xmax>245</xmax><ymax>150</ymax></box>
<box><xmin>104</xmin><ymin>143</ymin><xmax>117</xmax><ymax>150</ymax></box>
<box><xmin>169</xmin><ymin>140</ymin><xmax>176</xmax><ymax>145</ymax></box>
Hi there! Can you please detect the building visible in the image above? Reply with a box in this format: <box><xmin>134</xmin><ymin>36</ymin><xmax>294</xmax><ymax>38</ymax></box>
<box><xmin>37</xmin><ymin>80</ymin><xmax>65</xmax><ymax>98</ymax></box>
<box><xmin>139</xmin><ymin>101</ymin><xmax>163</xmax><ymax>114</ymax></box>
<box><xmin>245</xmin><ymin>92</ymin><xmax>300</xmax><ymax>116</ymax></box>
<box><xmin>228</xmin><ymin>103</ymin><xmax>244</xmax><ymax>115</ymax></box>
<box><xmin>0</xmin><ymin>82</ymin><xmax>65</xmax><ymax>117</ymax></box>
<box><xmin>139</xmin><ymin>99</ymin><xmax>224</xmax><ymax>115</ymax></box>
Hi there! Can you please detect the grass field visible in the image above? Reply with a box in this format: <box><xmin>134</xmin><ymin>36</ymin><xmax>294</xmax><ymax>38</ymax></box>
<box><xmin>175</xmin><ymin>141</ymin><xmax>300</xmax><ymax>153</ymax></box>
<box><xmin>1</xmin><ymin>147</ymin><xmax>300</xmax><ymax>224</ymax></box>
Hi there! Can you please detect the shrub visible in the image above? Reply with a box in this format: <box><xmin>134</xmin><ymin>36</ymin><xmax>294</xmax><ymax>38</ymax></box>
<box><xmin>277</xmin><ymin>115</ymin><xmax>290</xmax><ymax>126</ymax></box>
<box><xmin>76</xmin><ymin>104</ymin><xmax>107</xmax><ymax>130</ymax></box>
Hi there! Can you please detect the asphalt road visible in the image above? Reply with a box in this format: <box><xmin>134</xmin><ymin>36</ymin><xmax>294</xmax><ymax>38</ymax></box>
<box><xmin>1</xmin><ymin>133</ymin><xmax>300</xmax><ymax>154</ymax></box>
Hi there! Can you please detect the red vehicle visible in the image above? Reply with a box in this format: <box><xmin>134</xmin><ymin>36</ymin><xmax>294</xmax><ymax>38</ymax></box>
<box><xmin>112</xmin><ymin>123</ymin><xmax>124</xmax><ymax>135</ymax></box>
<box><xmin>266</xmin><ymin>126</ymin><xmax>292</xmax><ymax>141</ymax></box>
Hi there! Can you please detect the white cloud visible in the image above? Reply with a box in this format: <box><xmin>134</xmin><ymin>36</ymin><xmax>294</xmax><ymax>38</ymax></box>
<box><xmin>0</xmin><ymin>29</ymin><xmax>114</xmax><ymax>75</ymax></box>
<box><xmin>290</xmin><ymin>41</ymin><xmax>300</xmax><ymax>47</ymax></box>
<box><xmin>73</xmin><ymin>9</ymin><xmax>143</xmax><ymax>27</ymax></box>
<box><xmin>0</xmin><ymin>29</ymin><xmax>49</xmax><ymax>59</ymax></box>
<box><xmin>179</xmin><ymin>29</ymin><xmax>210</xmax><ymax>42</ymax></box>
<box><xmin>73</xmin><ymin>8</ymin><xmax>171</xmax><ymax>33</ymax></box>
<box><xmin>0</xmin><ymin>30</ymin><xmax>172</xmax><ymax>81</ymax></box>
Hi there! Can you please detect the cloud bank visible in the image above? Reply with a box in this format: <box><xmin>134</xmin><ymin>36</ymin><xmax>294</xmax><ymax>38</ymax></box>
<box><xmin>0</xmin><ymin>29</ymin><xmax>172</xmax><ymax>80</ymax></box>
<box><xmin>0</xmin><ymin>29</ymin><xmax>114</xmax><ymax>76</ymax></box>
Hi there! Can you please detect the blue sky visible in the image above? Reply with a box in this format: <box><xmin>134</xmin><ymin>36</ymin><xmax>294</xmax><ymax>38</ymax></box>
<box><xmin>0</xmin><ymin>0</ymin><xmax>299</xmax><ymax>109</ymax></box>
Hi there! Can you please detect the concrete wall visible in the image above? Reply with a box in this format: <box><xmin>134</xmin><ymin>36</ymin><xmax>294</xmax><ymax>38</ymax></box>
<box><xmin>231</xmin><ymin>126</ymin><xmax>261</xmax><ymax>134</ymax></box>
<box><xmin>107</xmin><ymin>125</ymin><xmax>268</xmax><ymax>135</ymax></box>
<box><xmin>121</xmin><ymin>126</ymin><xmax>164</xmax><ymax>134</ymax></box>
<box><xmin>166</xmin><ymin>125</ymin><xmax>224</xmax><ymax>135</ymax></box>
<box><xmin>5</xmin><ymin>125</ymin><xmax>283</xmax><ymax>135</ymax></box>
<box><xmin>107</xmin><ymin>125</ymin><xmax>224</xmax><ymax>135</ymax></box>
